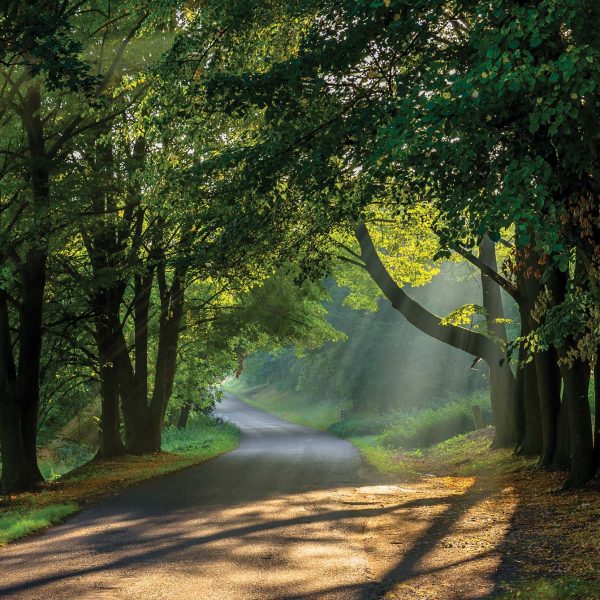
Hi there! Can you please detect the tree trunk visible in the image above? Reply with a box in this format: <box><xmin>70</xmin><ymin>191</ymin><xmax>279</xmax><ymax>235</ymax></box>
<box><xmin>535</xmin><ymin>267</ymin><xmax>567</xmax><ymax>467</ymax></box>
<box><xmin>553</xmin><ymin>395</ymin><xmax>571</xmax><ymax>470</ymax></box>
<box><xmin>17</xmin><ymin>249</ymin><xmax>46</xmax><ymax>482</ymax></box>
<box><xmin>177</xmin><ymin>401</ymin><xmax>192</xmax><ymax>429</ymax></box>
<box><xmin>121</xmin><ymin>267</ymin><xmax>155</xmax><ymax>454</ymax></box>
<box><xmin>489</xmin><ymin>364</ymin><xmax>516</xmax><ymax>447</ymax></box>
<box><xmin>595</xmin><ymin>353</ymin><xmax>600</xmax><ymax>470</ymax></box>
<box><xmin>513</xmin><ymin>246</ymin><xmax>545</xmax><ymax>457</ymax></box>
<box><xmin>134</xmin><ymin>268</ymin><xmax>185</xmax><ymax>453</ymax></box>
<box><xmin>0</xmin><ymin>293</ymin><xmax>38</xmax><ymax>494</ymax></box>
<box><xmin>513</xmin><ymin>355</ymin><xmax>527</xmax><ymax>451</ymax></box>
<box><xmin>479</xmin><ymin>235</ymin><xmax>515</xmax><ymax>447</ymax></box>
<box><xmin>519</xmin><ymin>358</ymin><xmax>543</xmax><ymax>455</ymax></box>
<box><xmin>355</xmin><ymin>223</ymin><xmax>499</xmax><ymax>363</ymax></box>
<box><xmin>121</xmin><ymin>263</ymin><xmax>185</xmax><ymax>455</ymax></box>
<box><xmin>560</xmin><ymin>355</ymin><xmax>594</xmax><ymax>487</ymax></box>
<box><xmin>94</xmin><ymin>299</ymin><xmax>125</xmax><ymax>458</ymax></box>
<box><xmin>11</xmin><ymin>84</ymin><xmax>50</xmax><ymax>486</ymax></box>
<box><xmin>535</xmin><ymin>348</ymin><xmax>562</xmax><ymax>467</ymax></box>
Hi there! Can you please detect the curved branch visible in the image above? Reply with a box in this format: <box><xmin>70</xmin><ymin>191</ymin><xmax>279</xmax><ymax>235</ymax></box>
<box><xmin>354</xmin><ymin>222</ymin><xmax>499</xmax><ymax>364</ymax></box>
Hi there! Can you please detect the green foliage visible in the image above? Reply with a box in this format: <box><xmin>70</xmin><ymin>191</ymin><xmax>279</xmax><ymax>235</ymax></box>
<box><xmin>39</xmin><ymin>442</ymin><xmax>95</xmax><ymax>481</ymax></box>
<box><xmin>350</xmin><ymin>437</ymin><xmax>419</xmax><ymax>479</ymax></box>
<box><xmin>241</xmin><ymin>274</ymin><xmax>488</xmax><ymax>413</ymax></box>
<box><xmin>162</xmin><ymin>415</ymin><xmax>241</xmax><ymax>455</ymax></box>
<box><xmin>377</xmin><ymin>394</ymin><xmax>491</xmax><ymax>449</ymax></box>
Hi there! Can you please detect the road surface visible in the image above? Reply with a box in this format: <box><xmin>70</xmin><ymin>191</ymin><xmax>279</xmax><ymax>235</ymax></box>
<box><xmin>0</xmin><ymin>396</ymin><xmax>509</xmax><ymax>599</ymax></box>
<box><xmin>0</xmin><ymin>396</ymin><xmax>389</xmax><ymax>599</ymax></box>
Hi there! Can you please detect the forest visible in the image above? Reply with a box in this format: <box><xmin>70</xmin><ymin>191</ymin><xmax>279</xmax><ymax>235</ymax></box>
<box><xmin>0</xmin><ymin>2</ymin><xmax>599</xmax><ymax>599</ymax></box>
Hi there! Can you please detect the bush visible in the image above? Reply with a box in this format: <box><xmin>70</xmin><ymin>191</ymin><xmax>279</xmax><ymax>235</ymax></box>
<box><xmin>378</xmin><ymin>395</ymin><xmax>491</xmax><ymax>449</ymax></box>
<box><xmin>162</xmin><ymin>414</ymin><xmax>240</xmax><ymax>454</ymax></box>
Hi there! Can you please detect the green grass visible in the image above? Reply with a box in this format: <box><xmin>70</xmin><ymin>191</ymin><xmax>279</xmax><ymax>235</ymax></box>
<box><xmin>0</xmin><ymin>503</ymin><xmax>79</xmax><ymax>545</ymax></box>
<box><xmin>377</xmin><ymin>393</ymin><xmax>491</xmax><ymax>449</ymax></box>
<box><xmin>350</xmin><ymin>436</ymin><xmax>420</xmax><ymax>478</ymax></box>
<box><xmin>0</xmin><ymin>415</ymin><xmax>240</xmax><ymax>546</ymax></box>
<box><xmin>495</xmin><ymin>577</ymin><xmax>600</xmax><ymax>599</ymax></box>
<box><xmin>162</xmin><ymin>415</ymin><xmax>241</xmax><ymax>456</ymax></box>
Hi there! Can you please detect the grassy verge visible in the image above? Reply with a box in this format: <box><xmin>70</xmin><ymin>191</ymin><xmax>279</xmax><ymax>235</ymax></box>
<box><xmin>0</xmin><ymin>415</ymin><xmax>240</xmax><ymax>546</ymax></box>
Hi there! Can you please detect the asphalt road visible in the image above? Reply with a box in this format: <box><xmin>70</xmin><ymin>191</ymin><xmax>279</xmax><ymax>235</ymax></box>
<box><xmin>0</xmin><ymin>395</ymin><xmax>384</xmax><ymax>599</ymax></box>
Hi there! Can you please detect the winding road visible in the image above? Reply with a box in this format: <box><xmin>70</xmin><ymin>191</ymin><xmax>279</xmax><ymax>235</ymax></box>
<box><xmin>0</xmin><ymin>395</ymin><xmax>390</xmax><ymax>599</ymax></box>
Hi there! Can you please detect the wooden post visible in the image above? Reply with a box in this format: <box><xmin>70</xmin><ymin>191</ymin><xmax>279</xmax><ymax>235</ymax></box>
<box><xmin>472</xmin><ymin>405</ymin><xmax>484</xmax><ymax>430</ymax></box>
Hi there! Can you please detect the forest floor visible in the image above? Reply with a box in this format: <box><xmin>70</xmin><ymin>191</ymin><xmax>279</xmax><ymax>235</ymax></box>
<box><xmin>366</xmin><ymin>429</ymin><xmax>600</xmax><ymax>599</ymax></box>
<box><xmin>0</xmin><ymin>417</ymin><xmax>240</xmax><ymax>545</ymax></box>
<box><xmin>230</xmin><ymin>382</ymin><xmax>600</xmax><ymax>599</ymax></box>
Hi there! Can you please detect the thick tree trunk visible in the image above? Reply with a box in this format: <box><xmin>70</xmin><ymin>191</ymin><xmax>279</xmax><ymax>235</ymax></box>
<box><xmin>479</xmin><ymin>235</ymin><xmax>515</xmax><ymax>448</ymax></box>
<box><xmin>535</xmin><ymin>268</ymin><xmax>567</xmax><ymax>467</ymax></box>
<box><xmin>535</xmin><ymin>348</ymin><xmax>562</xmax><ymax>467</ymax></box>
<box><xmin>0</xmin><ymin>293</ymin><xmax>38</xmax><ymax>494</ymax></box>
<box><xmin>489</xmin><ymin>364</ymin><xmax>516</xmax><ymax>447</ymax></box>
<box><xmin>17</xmin><ymin>249</ymin><xmax>46</xmax><ymax>482</ymax></box>
<box><xmin>10</xmin><ymin>84</ymin><xmax>51</xmax><ymax>486</ymax></box>
<box><xmin>553</xmin><ymin>396</ymin><xmax>571</xmax><ymax>470</ymax></box>
<box><xmin>513</xmin><ymin>246</ymin><xmax>547</xmax><ymax>458</ymax></box>
<box><xmin>560</xmin><ymin>355</ymin><xmax>594</xmax><ymax>487</ymax></box>
<box><xmin>520</xmin><ymin>358</ymin><xmax>543</xmax><ymax>455</ymax></box>
<box><xmin>94</xmin><ymin>300</ymin><xmax>125</xmax><ymax>458</ymax></box>
<box><xmin>513</xmin><ymin>356</ymin><xmax>527</xmax><ymax>451</ymax></box>
<box><xmin>121</xmin><ymin>263</ymin><xmax>185</xmax><ymax>455</ymax></box>
<box><xmin>121</xmin><ymin>268</ymin><xmax>155</xmax><ymax>454</ymax></box>
<box><xmin>127</xmin><ymin>269</ymin><xmax>186</xmax><ymax>454</ymax></box>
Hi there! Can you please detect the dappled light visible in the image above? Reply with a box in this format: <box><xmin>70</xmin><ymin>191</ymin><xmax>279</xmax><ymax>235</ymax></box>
<box><xmin>0</xmin><ymin>401</ymin><xmax>520</xmax><ymax>600</ymax></box>
<box><xmin>1</xmin><ymin>1</ymin><xmax>600</xmax><ymax>598</ymax></box>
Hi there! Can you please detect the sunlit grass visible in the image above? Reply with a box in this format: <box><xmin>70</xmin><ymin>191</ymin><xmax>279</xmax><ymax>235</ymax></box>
<box><xmin>377</xmin><ymin>393</ymin><xmax>491</xmax><ymax>449</ymax></box>
<box><xmin>0</xmin><ymin>504</ymin><xmax>79</xmax><ymax>545</ymax></box>
<box><xmin>0</xmin><ymin>416</ymin><xmax>240</xmax><ymax>546</ymax></box>
<box><xmin>350</xmin><ymin>436</ymin><xmax>419</xmax><ymax>478</ymax></box>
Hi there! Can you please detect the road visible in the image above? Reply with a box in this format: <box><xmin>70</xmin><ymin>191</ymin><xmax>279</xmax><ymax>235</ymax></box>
<box><xmin>0</xmin><ymin>396</ymin><xmax>390</xmax><ymax>599</ymax></box>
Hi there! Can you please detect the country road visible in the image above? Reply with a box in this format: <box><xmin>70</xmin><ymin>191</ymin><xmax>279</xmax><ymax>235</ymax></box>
<box><xmin>0</xmin><ymin>396</ymin><xmax>387</xmax><ymax>599</ymax></box>
<box><xmin>0</xmin><ymin>396</ymin><xmax>508</xmax><ymax>600</ymax></box>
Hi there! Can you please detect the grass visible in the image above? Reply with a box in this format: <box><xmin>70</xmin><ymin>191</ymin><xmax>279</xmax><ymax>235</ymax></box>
<box><xmin>0</xmin><ymin>415</ymin><xmax>240</xmax><ymax>546</ymax></box>
<box><xmin>0</xmin><ymin>504</ymin><xmax>79</xmax><ymax>545</ymax></box>
<box><xmin>38</xmin><ymin>441</ymin><xmax>96</xmax><ymax>481</ymax></box>
<box><xmin>495</xmin><ymin>577</ymin><xmax>600</xmax><ymax>600</ymax></box>
<box><xmin>377</xmin><ymin>393</ymin><xmax>491</xmax><ymax>449</ymax></box>
<box><xmin>349</xmin><ymin>436</ymin><xmax>420</xmax><ymax>479</ymax></box>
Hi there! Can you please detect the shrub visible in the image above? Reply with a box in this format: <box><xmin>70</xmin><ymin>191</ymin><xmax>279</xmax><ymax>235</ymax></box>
<box><xmin>378</xmin><ymin>395</ymin><xmax>491</xmax><ymax>449</ymax></box>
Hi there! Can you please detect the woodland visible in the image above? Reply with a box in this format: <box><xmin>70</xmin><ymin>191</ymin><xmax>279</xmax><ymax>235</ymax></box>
<box><xmin>0</xmin><ymin>0</ymin><xmax>599</xmax><ymax>542</ymax></box>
